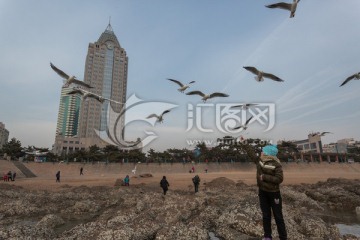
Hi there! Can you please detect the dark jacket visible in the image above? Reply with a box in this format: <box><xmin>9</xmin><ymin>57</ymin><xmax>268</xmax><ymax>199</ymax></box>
<box><xmin>160</xmin><ymin>179</ymin><xmax>169</xmax><ymax>189</ymax></box>
<box><xmin>192</xmin><ymin>175</ymin><xmax>200</xmax><ymax>185</ymax></box>
<box><xmin>244</xmin><ymin>145</ymin><xmax>284</xmax><ymax>192</ymax></box>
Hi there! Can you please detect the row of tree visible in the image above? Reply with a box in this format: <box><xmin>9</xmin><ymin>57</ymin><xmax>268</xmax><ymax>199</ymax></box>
<box><xmin>1</xmin><ymin>136</ymin><xmax>359</xmax><ymax>163</ymax></box>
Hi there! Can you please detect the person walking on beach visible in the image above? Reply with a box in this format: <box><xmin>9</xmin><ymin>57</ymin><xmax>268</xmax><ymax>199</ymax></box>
<box><xmin>56</xmin><ymin>171</ymin><xmax>61</xmax><ymax>182</ymax></box>
<box><xmin>192</xmin><ymin>174</ymin><xmax>200</xmax><ymax>193</ymax></box>
<box><xmin>243</xmin><ymin>144</ymin><xmax>287</xmax><ymax>240</ymax></box>
<box><xmin>80</xmin><ymin>167</ymin><xmax>84</xmax><ymax>175</ymax></box>
<box><xmin>160</xmin><ymin>176</ymin><xmax>170</xmax><ymax>195</ymax></box>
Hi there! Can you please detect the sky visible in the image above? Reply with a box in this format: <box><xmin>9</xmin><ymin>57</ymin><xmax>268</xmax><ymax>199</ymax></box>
<box><xmin>0</xmin><ymin>0</ymin><xmax>359</xmax><ymax>152</ymax></box>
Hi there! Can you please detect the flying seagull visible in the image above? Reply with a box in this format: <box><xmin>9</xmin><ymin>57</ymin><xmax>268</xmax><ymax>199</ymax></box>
<box><xmin>319</xmin><ymin>132</ymin><xmax>332</xmax><ymax>137</ymax></box>
<box><xmin>67</xmin><ymin>88</ymin><xmax>123</xmax><ymax>104</ymax></box>
<box><xmin>50</xmin><ymin>62</ymin><xmax>93</xmax><ymax>88</ymax></box>
<box><xmin>231</xmin><ymin>103</ymin><xmax>258</xmax><ymax>110</ymax></box>
<box><xmin>243</xmin><ymin>66</ymin><xmax>284</xmax><ymax>82</ymax></box>
<box><xmin>311</xmin><ymin>132</ymin><xmax>332</xmax><ymax>137</ymax></box>
<box><xmin>266</xmin><ymin>0</ymin><xmax>300</xmax><ymax>18</ymax></box>
<box><xmin>340</xmin><ymin>72</ymin><xmax>360</xmax><ymax>87</ymax></box>
<box><xmin>167</xmin><ymin>78</ymin><xmax>195</xmax><ymax>93</ymax></box>
<box><xmin>186</xmin><ymin>90</ymin><xmax>229</xmax><ymax>102</ymax></box>
<box><xmin>147</xmin><ymin>110</ymin><xmax>171</xmax><ymax>123</ymax></box>
<box><xmin>132</xmin><ymin>165</ymin><xmax>137</xmax><ymax>175</ymax></box>
<box><xmin>67</xmin><ymin>88</ymin><xmax>105</xmax><ymax>103</ymax></box>
<box><xmin>233</xmin><ymin>116</ymin><xmax>254</xmax><ymax>130</ymax></box>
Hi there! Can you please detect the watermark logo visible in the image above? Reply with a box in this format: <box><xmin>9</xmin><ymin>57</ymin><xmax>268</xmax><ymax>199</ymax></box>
<box><xmin>96</xmin><ymin>98</ymin><xmax>275</xmax><ymax>149</ymax></box>
<box><xmin>186</xmin><ymin>138</ymin><xmax>273</xmax><ymax>147</ymax></box>
<box><xmin>95</xmin><ymin>94</ymin><xmax>178</xmax><ymax>149</ymax></box>
<box><xmin>186</xmin><ymin>103</ymin><xmax>275</xmax><ymax>133</ymax></box>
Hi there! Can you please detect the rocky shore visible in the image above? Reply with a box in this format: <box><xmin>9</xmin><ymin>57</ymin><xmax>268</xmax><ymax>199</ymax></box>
<box><xmin>0</xmin><ymin>178</ymin><xmax>359</xmax><ymax>240</ymax></box>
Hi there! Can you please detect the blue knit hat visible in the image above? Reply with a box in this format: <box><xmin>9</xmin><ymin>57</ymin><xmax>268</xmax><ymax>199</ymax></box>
<box><xmin>262</xmin><ymin>145</ymin><xmax>278</xmax><ymax>156</ymax></box>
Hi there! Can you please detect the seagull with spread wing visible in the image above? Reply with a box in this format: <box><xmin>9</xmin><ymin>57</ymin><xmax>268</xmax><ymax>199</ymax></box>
<box><xmin>233</xmin><ymin>116</ymin><xmax>254</xmax><ymax>130</ymax></box>
<box><xmin>243</xmin><ymin>66</ymin><xmax>284</xmax><ymax>82</ymax></box>
<box><xmin>311</xmin><ymin>131</ymin><xmax>333</xmax><ymax>137</ymax></box>
<box><xmin>167</xmin><ymin>78</ymin><xmax>195</xmax><ymax>93</ymax></box>
<box><xmin>340</xmin><ymin>72</ymin><xmax>360</xmax><ymax>87</ymax></box>
<box><xmin>147</xmin><ymin>110</ymin><xmax>171</xmax><ymax>123</ymax></box>
<box><xmin>319</xmin><ymin>132</ymin><xmax>332</xmax><ymax>137</ymax></box>
<box><xmin>231</xmin><ymin>103</ymin><xmax>258</xmax><ymax>110</ymax></box>
<box><xmin>67</xmin><ymin>88</ymin><xmax>105</xmax><ymax>103</ymax></box>
<box><xmin>67</xmin><ymin>88</ymin><xmax>123</xmax><ymax>105</ymax></box>
<box><xmin>50</xmin><ymin>62</ymin><xmax>93</xmax><ymax>88</ymax></box>
<box><xmin>186</xmin><ymin>90</ymin><xmax>229</xmax><ymax>102</ymax></box>
<box><xmin>266</xmin><ymin>0</ymin><xmax>300</xmax><ymax>18</ymax></box>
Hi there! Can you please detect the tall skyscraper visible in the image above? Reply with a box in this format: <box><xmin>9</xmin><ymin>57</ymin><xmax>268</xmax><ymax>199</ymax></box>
<box><xmin>53</xmin><ymin>23</ymin><xmax>128</xmax><ymax>155</ymax></box>
<box><xmin>79</xmin><ymin>23</ymin><xmax>128</xmax><ymax>148</ymax></box>
<box><xmin>56</xmin><ymin>87</ymin><xmax>82</xmax><ymax>137</ymax></box>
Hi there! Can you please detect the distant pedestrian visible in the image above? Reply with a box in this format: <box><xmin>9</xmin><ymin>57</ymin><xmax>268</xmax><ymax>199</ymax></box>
<box><xmin>80</xmin><ymin>167</ymin><xmax>84</xmax><ymax>175</ymax></box>
<box><xmin>12</xmin><ymin>172</ymin><xmax>16</xmax><ymax>181</ymax></box>
<box><xmin>191</xmin><ymin>166</ymin><xmax>195</xmax><ymax>173</ymax></box>
<box><xmin>192</xmin><ymin>175</ymin><xmax>200</xmax><ymax>193</ymax></box>
<box><xmin>160</xmin><ymin>176</ymin><xmax>170</xmax><ymax>195</ymax></box>
<box><xmin>56</xmin><ymin>171</ymin><xmax>60</xmax><ymax>182</ymax></box>
<box><xmin>205</xmin><ymin>168</ymin><xmax>208</xmax><ymax>173</ymax></box>
<box><xmin>124</xmin><ymin>175</ymin><xmax>130</xmax><ymax>186</ymax></box>
<box><xmin>7</xmin><ymin>171</ymin><xmax>12</xmax><ymax>181</ymax></box>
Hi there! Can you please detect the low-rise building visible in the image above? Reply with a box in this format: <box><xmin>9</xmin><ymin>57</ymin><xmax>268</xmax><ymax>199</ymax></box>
<box><xmin>291</xmin><ymin>133</ymin><xmax>323</xmax><ymax>153</ymax></box>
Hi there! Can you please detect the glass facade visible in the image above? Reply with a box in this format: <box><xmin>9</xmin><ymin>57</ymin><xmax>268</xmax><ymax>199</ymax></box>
<box><xmin>100</xmin><ymin>47</ymin><xmax>114</xmax><ymax>131</ymax></box>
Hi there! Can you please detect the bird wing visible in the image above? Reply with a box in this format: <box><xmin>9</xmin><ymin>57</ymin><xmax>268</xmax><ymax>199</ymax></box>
<box><xmin>233</xmin><ymin>125</ymin><xmax>243</xmax><ymax>130</ymax></box>
<box><xmin>243</xmin><ymin>66</ymin><xmax>260</xmax><ymax>75</ymax></box>
<box><xmin>67</xmin><ymin>89</ymin><xmax>84</xmax><ymax>95</ymax></box>
<box><xmin>147</xmin><ymin>114</ymin><xmax>159</xmax><ymax>119</ymax></box>
<box><xmin>71</xmin><ymin>79</ymin><xmax>94</xmax><ymax>88</ymax></box>
<box><xmin>320</xmin><ymin>131</ymin><xmax>332</xmax><ymax>136</ymax></box>
<box><xmin>245</xmin><ymin>103</ymin><xmax>258</xmax><ymax>107</ymax></box>
<box><xmin>188</xmin><ymin>81</ymin><xmax>195</xmax><ymax>84</ymax></box>
<box><xmin>266</xmin><ymin>2</ymin><xmax>291</xmax><ymax>10</ymax></box>
<box><xmin>245</xmin><ymin>116</ymin><xmax>254</xmax><ymax>125</ymax></box>
<box><xmin>186</xmin><ymin>91</ymin><xmax>205</xmax><ymax>97</ymax></box>
<box><xmin>340</xmin><ymin>74</ymin><xmax>356</xmax><ymax>86</ymax></box>
<box><xmin>262</xmin><ymin>72</ymin><xmax>284</xmax><ymax>82</ymax></box>
<box><xmin>83</xmin><ymin>92</ymin><xmax>102</xmax><ymax>103</ymax></box>
<box><xmin>209</xmin><ymin>92</ymin><xmax>229</xmax><ymax>98</ymax></box>
<box><xmin>231</xmin><ymin>104</ymin><xmax>243</xmax><ymax>108</ymax></box>
<box><xmin>167</xmin><ymin>78</ymin><xmax>184</xmax><ymax>87</ymax></box>
<box><xmin>50</xmin><ymin>62</ymin><xmax>69</xmax><ymax>79</ymax></box>
<box><xmin>162</xmin><ymin>109</ymin><xmax>171</xmax><ymax>116</ymax></box>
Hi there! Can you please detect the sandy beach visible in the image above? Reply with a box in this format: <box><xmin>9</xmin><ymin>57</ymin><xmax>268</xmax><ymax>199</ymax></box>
<box><xmin>2</xmin><ymin>160</ymin><xmax>359</xmax><ymax>191</ymax></box>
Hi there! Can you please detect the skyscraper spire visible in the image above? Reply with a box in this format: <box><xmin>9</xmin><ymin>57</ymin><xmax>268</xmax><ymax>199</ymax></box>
<box><xmin>106</xmin><ymin>17</ymin><xmax>113</xmax><ymax>32</ymax></box>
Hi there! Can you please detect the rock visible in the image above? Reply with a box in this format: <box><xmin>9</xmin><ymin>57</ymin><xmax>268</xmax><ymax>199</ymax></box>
<box><xmin>36</xmin><ymin>214</ymin><xmax>64</xmax><ymax>228</ymax></box>
<box><xmin>0</xmin><ymin>178</ymin><xmax>358</xmax><ymax>239</ymax></box>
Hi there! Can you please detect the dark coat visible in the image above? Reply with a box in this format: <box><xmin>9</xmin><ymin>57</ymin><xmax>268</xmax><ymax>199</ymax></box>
<box><xmin>243</xmin><ymin>145</ymin><xmax>284</xmax><ymax>192</ymax></box>
<box><xmin>192</xmin><ymin>175</ymin><xmax>200</xmax><ymax>185</ymax></box>
<box><xmin>160</xmin><ymin>179</ymin><xmax>169</xmax><ymax>189</ymax></box>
